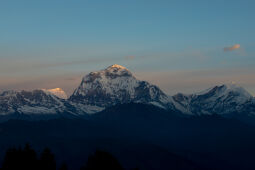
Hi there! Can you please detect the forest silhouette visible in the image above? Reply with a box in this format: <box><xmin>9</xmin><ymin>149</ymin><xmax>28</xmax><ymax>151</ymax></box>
<box><xmin>0</xmin><ymin>144</ymin><xmax>124</xmax><ymax>170</ymax></box>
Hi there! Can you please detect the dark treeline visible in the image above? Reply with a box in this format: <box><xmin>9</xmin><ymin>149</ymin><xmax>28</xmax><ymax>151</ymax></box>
<box><xmin>0</xmin><ymin>144</ymin><xmax>124</xmax><ymax>170</ymax></box>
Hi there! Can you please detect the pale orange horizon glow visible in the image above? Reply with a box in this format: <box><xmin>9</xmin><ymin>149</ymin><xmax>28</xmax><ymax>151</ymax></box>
<box><xmin>1</xmin><ymin>68</ymin><xmax>255</xmax><ymax>97</ymax></box>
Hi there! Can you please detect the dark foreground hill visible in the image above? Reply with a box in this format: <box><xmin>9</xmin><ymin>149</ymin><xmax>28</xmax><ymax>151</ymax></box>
<box><xmin>0</xmin><ymin>103</ymin><xmax>255</xmax><ymax>170</ymax></box>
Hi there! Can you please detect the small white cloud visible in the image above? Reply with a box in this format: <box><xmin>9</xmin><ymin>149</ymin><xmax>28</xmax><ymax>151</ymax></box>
<box><xmin>224</xmin><ymin>44</ymin><xmax>240</xmax><ymax>52</ymax></box>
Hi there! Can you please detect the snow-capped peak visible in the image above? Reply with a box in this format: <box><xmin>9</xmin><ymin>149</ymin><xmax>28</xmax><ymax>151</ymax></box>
<box><xmin>173</xmin><ymin>83</ymin><xmax>255</xmax><ymax>115</ymax></box>
<box><xmin>104</xmin><ymin>64</ymin><xmax>133</xmax><ymax>77</ymax></box>
<box><xmin>42</xmin><ymin>88</ymin><xmax>68</xmax><ymax>99</ymax></box>
<box><xmin>81</xmin><ymin>64</ymin><xmax>133</xmax><ymax>84</ymax></box>
<box><xmin>195</xmin><ymin>84</ymin><xmax>252</xmax><ymax>100</ymax></box>
<box><xmin>0</xmin><ymin>89</ymin><xmax>68</xmax><ymax>116</ymax></box>
<box><xmin>69</xmin><ymin>64</ymin><xmax>174</xmax><ymax>112</ymax></box>
<box><xmin>108</xmin><ymin>64</ymin><xmax>127</xmax><ymax>69</ymax></box>
<box><xmin>72</xmin><ymin>65</ymin><xmax>139</xmax><ymax>101</ymax></box>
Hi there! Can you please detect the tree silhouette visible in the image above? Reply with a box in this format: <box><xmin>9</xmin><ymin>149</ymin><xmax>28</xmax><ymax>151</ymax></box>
<box><xmin>81</xmin><ymin>150</ymin><xmax>124</xmax><ymax>170</ymax></box>
<box><xmin>59</xmin><ymin>162</ymin><xmax>68</xmax><ymax>170</ymax></box>
<box><xmin>22</xmin><ymin>143</ymin><xmax>38</xmax><ymax>169</ymax></box>
<box><xmin>2</xmin><ymin>144</ymin><xmax>38</xmax><ymax>170</ymax></box>
<box><xmin>59</xmin><ymin>163</ymin><xmax>68</xmax><ymax>170</ymax></box>
<box><xmin>2</xmin><ymin>148</ymin><xmax>20</xmax><ymax>170</ymax></box>
<box><xmin>39</xmin><ymin>148</ymin><xmax>56</xmax><ymax>170</ymax></box>
<box><xmin>1</xmin><ymin>144</ymin><xmax>57</xmax><ymax>170</ymax></box>
<box><xmin>2</xmin><ymin>146</ymin><xmax>126</xmax><ymax>170</ymax></box>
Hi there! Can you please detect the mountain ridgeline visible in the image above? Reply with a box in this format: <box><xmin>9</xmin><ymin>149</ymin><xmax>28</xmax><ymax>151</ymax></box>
<box><xmin>0</xmin><ymin>64</ymin><xmax>254</xmax><ymax>121</ymax></box>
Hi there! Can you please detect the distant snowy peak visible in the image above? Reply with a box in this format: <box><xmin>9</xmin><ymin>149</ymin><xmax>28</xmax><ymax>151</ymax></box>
<box><xmin>0</xmin><ymin>89</ymin><xmax>66</xmax><ymax>115</ymax></box>
<box><xmin>173</xmin><ymin>84</ymin><xmax>255</xmax><ymax>115</ymax></box>
<box><xmin>70</xmin><ymin>64</ymin><xmax>174</xmax><ymax>112</ymax></box>
<box><xmin>195</xmin><ymin>84</ymin><xmax>252</xmax><ymax>99</ymax></box>
<box><xmin>43</xmin><ymin>88</ymin><xmax>68</xmax><ymax>99</ymax></box>
<box><xmin>192</xmin><ymin>84</ymin><xmax>253</xmax><ymax>105</ymax></box>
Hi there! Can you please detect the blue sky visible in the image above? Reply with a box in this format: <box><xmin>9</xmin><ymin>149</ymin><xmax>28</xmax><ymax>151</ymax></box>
<box><xmin>0</xmin><ymin>0</ymin><xmax>255</xmax><ymax>95</ymax></box>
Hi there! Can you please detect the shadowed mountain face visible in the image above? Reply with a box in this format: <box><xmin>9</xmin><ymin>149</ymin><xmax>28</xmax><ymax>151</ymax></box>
<box><xmin>0</xmin><ymin>103</ymin><xmax>255</xmax><ymax>170</ymax></box>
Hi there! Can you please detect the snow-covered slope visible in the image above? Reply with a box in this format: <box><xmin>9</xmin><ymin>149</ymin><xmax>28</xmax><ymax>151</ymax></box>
<box><xmin>69</xmin><ymin>64</ymin><xmax>174</xmax><ymax>113</ymax></box>
<box><xmin>172</xmin><ymin>84</ymin><xmax>255</xmax><ymax>115</ymax></box>
<box><xmin>0</xmin><ymin>89</ymin><xmax>69</xmax><ymax>115</ymax></box>
<box><xmin>43</xmin><ymin>88</ymin><xmax>68</xmax><ymax>99</ymax></box>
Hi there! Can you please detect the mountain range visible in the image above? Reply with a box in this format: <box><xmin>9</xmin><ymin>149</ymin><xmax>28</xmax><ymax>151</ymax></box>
<box><xmin>0</xmin><ymin>64</ymin><xmax>254</xmax><ymax>122</ymax></box>
<box><xmin>1</xmin><ymin>64</ymin><xmax>255</xmax><ymax>169</ymax></box>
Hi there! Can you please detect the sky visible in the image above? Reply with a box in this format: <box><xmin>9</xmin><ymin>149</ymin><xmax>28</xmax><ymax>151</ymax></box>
<box><xmin>0</xmin><ymin>0</ymin><xmax>255</xmax><ymax>96</ymax></box>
